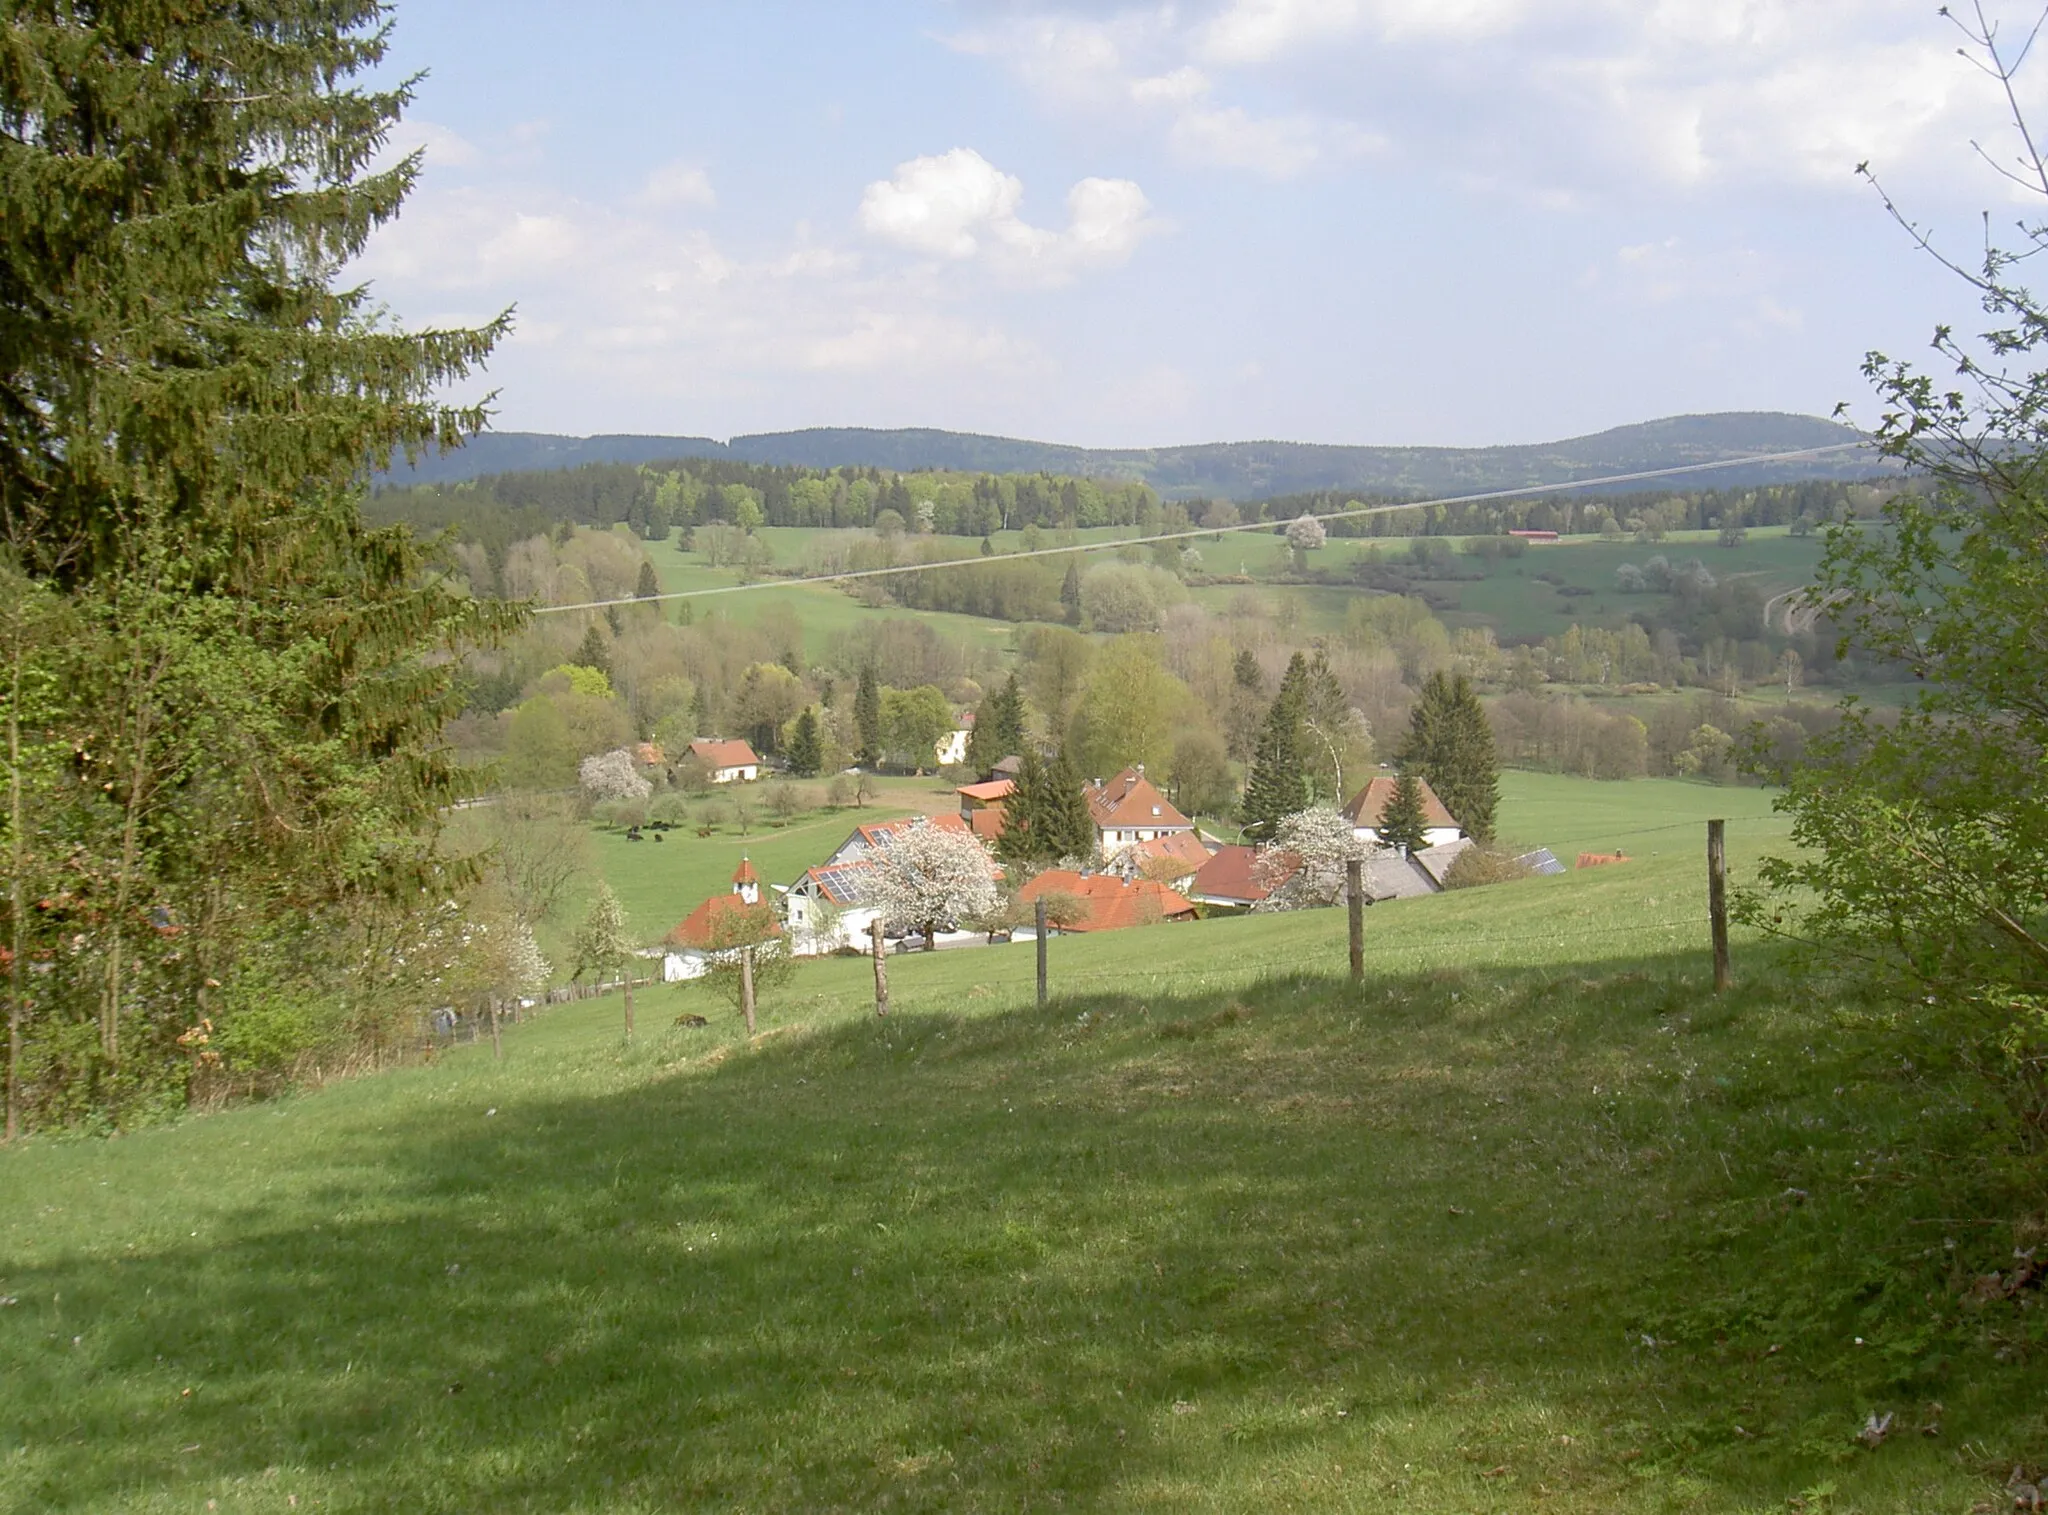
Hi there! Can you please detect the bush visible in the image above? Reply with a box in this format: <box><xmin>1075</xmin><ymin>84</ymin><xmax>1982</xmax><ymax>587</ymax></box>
<box><xmin>1442</xmin><ymin>846</ymin><xmax>1532</xmax><ymax>890</ymax></box>
<box><xmin>649</xmin><ymin>792</ymin><xmax>692</xmax><ymax>824</ymax></box>
<box><xmin>594</xmin><ymin>799</ymin><xmax>648</xmax><ymax>830</ymax></box>
<box><xmin>827</xmin><ymin>774</ymin><xmax>855</xmax><ymax>808</ymax></box>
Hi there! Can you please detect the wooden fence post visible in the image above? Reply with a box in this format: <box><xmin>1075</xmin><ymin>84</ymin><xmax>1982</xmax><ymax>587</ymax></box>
<box><xmin>622</xmin><ymin>964</ymin><xmax>636</xmax><ymax>1041</ymax></box>
<box><xmin>740</xmin><ymin>946</ymin><xmax>757</xmax><ymax>1035</ymax></box>
<box><xmin>1346</xmin><ymin>859</ymin><xmax>1365</xmax><ymax>985</ymax></box>
<box><xmin>870</xmin><ymin>919</ymin><xmax>889</xmax><ymax>1018</ymax></box>
<box><xmin>1707</xmin><ymin>818</ymin><xmax>1731</xmax><ymax>992</ymax></box>
<box><xmin>1036</xmin><ymin>897</ymin><xmax>1048</xmax><ymax>1007</ymax></box>
<box><xmin>489</xmin><ymin>996</ymin><xmax>502</xmax><ymax>1061</ymax></box>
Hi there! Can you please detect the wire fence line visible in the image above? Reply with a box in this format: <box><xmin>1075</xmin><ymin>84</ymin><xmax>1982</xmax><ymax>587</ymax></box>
<box><xmin>530</xmin><ymin>440</ymin><xmax>1870</xmax><ymax>617</ymax></box>
<box><xmin>877</xmin><ymin>915</ymin><xmax>1717</xmax><ymax>1004</ymax></box>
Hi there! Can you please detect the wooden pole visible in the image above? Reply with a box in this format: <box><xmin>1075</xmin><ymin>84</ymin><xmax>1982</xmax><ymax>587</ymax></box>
<box><xmin>870</xmin><ymin>919</ymin><xmax>889</xmax><ymax>1018</ymax></box>
<box><xmin>740</xmin><ymin>946</ymin><xmax>757</xmax><ymax>1035</ymax></box>
<box><xmin>1707</xmin><ymin>819</ymin><xmax>1731</xmax><ymax>992</ymax></box>
<box><xmin>1346</xmin><ymin>859</ymin><xmax>1365</xmax><ymax>985</ymax></box>
<box><xmin>1035</xmin><ymin>897</ymin><xmax>1048</xmax><ymax>1007</ymax></box>
<box><xmin>622</xmin><ymin>964</ymin><xmax>635</xmax><ymax>1041</ymax></box>
<box><xmin>489</xmin><ymin>996</ymin><xmax>502</xmax><ymax>1061</ymax></box>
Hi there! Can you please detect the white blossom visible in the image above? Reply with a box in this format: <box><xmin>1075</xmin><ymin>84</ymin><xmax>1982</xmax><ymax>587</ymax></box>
<box><xmin>866</xmin><ymin>820</ymin><xmax>999</xmax><ymax>936</ymax></box>
<box><xmin>1285</xmin><ymin>512</ymin><xmax>1327</xmax><ymax>553</ymax></box>
<box><xmin>579</xmin><ymin>747</ymin><xmax>651</xmax><ymax>803</ymax></box>
<box><xmin>1253</xmin><ymin>804</ymin><xmax>1375</xmax><ymax>911</ymax></box>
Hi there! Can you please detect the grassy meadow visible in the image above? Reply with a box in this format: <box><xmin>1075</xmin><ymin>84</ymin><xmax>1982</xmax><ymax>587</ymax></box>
<box><xmin>9</xmin><ymin>773</ymin><xmax>2046</xmax><ymax>1511</ymax></box>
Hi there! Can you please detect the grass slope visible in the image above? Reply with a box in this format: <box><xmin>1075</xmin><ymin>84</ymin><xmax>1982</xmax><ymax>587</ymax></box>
<box><xmin>6</xmin><ymin>788</ymin><xmax>2044</xmax><ymax>1511</ymax></box>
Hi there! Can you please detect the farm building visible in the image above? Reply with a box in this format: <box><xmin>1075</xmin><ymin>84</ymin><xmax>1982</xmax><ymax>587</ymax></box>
<box><xmin>956</xmin><ymin>778</ymin><xmax>1014</xmax><ymax>842</ymax></box>
<box><xmin>1340</xmin><ymin>775</ymin><xmax>1463</xmax><ymax>851</ymax></box>
<box><xmin>686</xmin><ymin>738</ymin><xmax>760</xmax><ymax>784</ymax></box>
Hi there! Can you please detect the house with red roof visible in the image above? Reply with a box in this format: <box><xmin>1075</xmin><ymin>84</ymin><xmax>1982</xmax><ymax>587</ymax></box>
<box><xmin>1187</xmin><ymin>843</ymin><xmax>1294</xmax><ymax>909</ymax></box>
<box><xmin>1106</xmin><ymin>829</ymin><xmax>1213</xmax><ymax>891</ymax></box>
<box><xmin>687</xmin><ymin>738</ymin><xmax>760</xmax><ymax>784</ymax></box>
<box><xmin>661</xmin><ymin>858</ymin><xmax>779</xmax><ymax>980</ymax></box>
<box><xmin>1018</xmin><ymin>869</ymin><xmax>1198</xmax><ymax>932</ymax></box>
<box><xmin>1340</xmin><ymin>775</ymin><xmax>1463</xmax><ymax>850</ymax></box>
<box><xmin>788</xmin><ymin>814</ymin><xmax>1000</xmax><ymax>955</ymax></box>
<box><xmin>1085</xmin><ymin>765</ymin><xmax>1193</xmax><ymax>856</ymax></box>
<box><xmin>956</xmin><ymin>778</ymin><xmax>1014</xmax><ymax>842</ymax></box>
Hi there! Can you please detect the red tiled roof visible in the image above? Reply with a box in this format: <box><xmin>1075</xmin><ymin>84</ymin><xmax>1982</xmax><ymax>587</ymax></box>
<box><xmin>1018</xmin><ymin>870</ymin><xmax>1197</xmax><ymax>931</ymax></box>
<box><xmin>1340</xmin><ymin>775</ymin><xmax>1459</xmax><ymax>832</ymax></box>
<box><xmin>666</xmin><ymin>893</ymin><xmax>781</xmax><ymax>949</ymax></box>
<box><xmin>957</xmin><ymin>779</ymin><xmax>1015</xmax><ymax>804</ymax></box>
<box><xmin>731</xmin><ymin>857</ymin><xmax>759</xmax><ymax>885</ymax></box>
<box><xmin>1189</xmin><ymin>844</ymin><xmax>1299</xmax><ymax>904</ymax></box>
<box><xmin>853</xmin><ymin>813</ymin><xmax>974</xmax><ymax>850</ymax></box>
<box><xmin>1125</xmin><ymin>830</ymin><xmax>1211</xmax><ymax>881</ymax></box>
<box><xmin>688</xmin><ymin>738</ymin><xmax>760</xmax><ymax>770</ymax></box>
<box><xmin>635</xmin><ymin>742</ymin><xmax>664</xmax><ymax>766</ymax></box>
<box><xmin>1084</xmin><ymin>766</ymin><xmax>1191</xmax><ymax>832</ymax></box>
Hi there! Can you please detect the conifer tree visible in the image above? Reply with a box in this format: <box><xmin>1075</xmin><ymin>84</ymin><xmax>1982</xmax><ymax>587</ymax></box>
<box><xmin>854</xmin><ymin>665</ymin><xmax>883</xmax><ymax>768</ymax></box>
<box><xmin>574</xmin><ymin>624</ymin><xmax>613</xmax><ymax>681</ymax></box>
<box><xmin>0</xmin><ymin>0</ymin><xmax>515</xmax><ymax>1119</ymax></box>
<box><xmin>966</xmin><ymin>673</ymin><xmax>1025</xmax><ymax>776</ymax></box>
<box><xmin>1240</xmin><ymin>656</ymin><xmax>1311</xmax><ymax>838</ymax></box>
<box><xmin>1377</xmin><ymin>772</ymin><xmax>1429</xmax><ymax>857</ymax></box>
<box><xmin>1399</xmin><ymin>672</ymin><xmax>1498</xmax><ymax>841</ymax></box>
<box><xmin>1043</xmin><ymin>745</ymin><xmax>1099</xmax><ymax>862</ymax></box>
<box><xmin>635</xmin><ymin>561</ymin><xmax>660</xmax><ymax>599</ymax></box>
<box><xmin>1059</xmin><ymin>560</ymin><xmax>1083</xmax><ymax>624</ymax></box>
<box><xmin>996</xmin><ymin>749</ymin><xmax>1050</xmax><ymax>866</ymax></box>
<box><xmin>786</xmin><ymin>706</ymin><xmax>824</xmax><ymax>778</ymax></box>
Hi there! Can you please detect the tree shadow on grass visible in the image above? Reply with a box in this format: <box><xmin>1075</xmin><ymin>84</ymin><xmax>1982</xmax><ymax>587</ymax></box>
<box><xmin>0</xmin><ymin>952</ymin><xmax>2036</xmax><ymax>1512</ymax></box>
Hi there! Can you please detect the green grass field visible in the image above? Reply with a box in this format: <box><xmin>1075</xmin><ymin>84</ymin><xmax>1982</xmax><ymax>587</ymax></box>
<box><xmin>8</xmin><ymin>775</ymin><xmax>2038</xmax><ymax>1512</ymax></box>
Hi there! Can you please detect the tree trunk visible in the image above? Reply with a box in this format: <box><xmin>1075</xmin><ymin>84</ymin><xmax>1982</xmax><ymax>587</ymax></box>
<box><xmin>924</xmin><ymin>918</ymin><xmax>937</xmax><ymax>951</ymax></box>
<box><xmin>490</xmin><ymin>996</ymin><xmax>502</xmax><ymax>1061</ymax></box>
<box><xmin>740</xmin><ymin>946</ymin><xmax>756</xmax><ymax>1035</ymax></box>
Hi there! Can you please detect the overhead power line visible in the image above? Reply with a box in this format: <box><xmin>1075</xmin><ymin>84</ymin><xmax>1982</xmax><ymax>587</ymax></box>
<box><xmin>531</xmin><ymin>438</ymin><xmax>1872</xmax><ymax>616</ymax></box>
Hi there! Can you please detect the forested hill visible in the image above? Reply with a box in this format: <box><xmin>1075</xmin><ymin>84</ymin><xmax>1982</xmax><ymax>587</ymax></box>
<box><xmin>379</xmin><ymin>411</ymin><xmax>1877</xmax><ymax>499</ymax></box>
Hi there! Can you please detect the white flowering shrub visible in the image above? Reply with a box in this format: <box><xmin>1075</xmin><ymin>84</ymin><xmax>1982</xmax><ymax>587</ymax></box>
<box><xmin>579</xmin><ymin>747</ymin><xmax>651</xmax><ymax>803</ymax></box>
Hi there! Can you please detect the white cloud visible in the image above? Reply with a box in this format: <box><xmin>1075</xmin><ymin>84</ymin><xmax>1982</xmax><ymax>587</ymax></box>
<box><xmin>950</xmin><ymin>12</ymin><xmax>1371</xmax><ymax>178</ymax></box>
<box><xmin>857</xmin><ymin>148</ymin><xmax>1158</xmax><ymax>280</ymax></box>
<box><xmin>638</xmin><ymin>161</ymin><xmax>717</xmax><ymax>210</ymax></box>
<box><xmin>957</xmin><ymin>1</ymin><xmax>2028</xmax><ymax>199</ymax></box>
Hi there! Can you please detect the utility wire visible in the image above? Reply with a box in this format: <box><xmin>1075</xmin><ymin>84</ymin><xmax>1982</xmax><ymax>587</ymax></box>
<box><xmin>532</xmin><ymin>439</ymin><xmax>1872</xmax><ymax>616</ymax></box>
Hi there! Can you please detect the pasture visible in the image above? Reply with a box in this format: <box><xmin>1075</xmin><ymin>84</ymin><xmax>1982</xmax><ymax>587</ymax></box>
<box><xmin>4</xmin><ymin>786</ymin><xmax>2041</xmax><ymax>1511</ymax></box>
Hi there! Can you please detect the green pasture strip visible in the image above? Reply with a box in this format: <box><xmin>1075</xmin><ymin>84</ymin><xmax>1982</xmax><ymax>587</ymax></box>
<box><xmin>4</xmin><ymin>855</ymin><xmax>2040</xmax><ymax>1509</ymax></box>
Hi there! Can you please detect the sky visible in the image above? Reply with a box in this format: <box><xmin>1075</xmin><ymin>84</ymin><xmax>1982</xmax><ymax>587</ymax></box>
<box><xmin>355</xmin><ymin>1</ymin><xmax>2048</xmax><ymax>449</ymax></box>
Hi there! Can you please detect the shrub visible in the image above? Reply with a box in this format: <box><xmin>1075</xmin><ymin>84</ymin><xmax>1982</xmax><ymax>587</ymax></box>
<box><xmin>1442</xmin><ymin>846</ymin><xmax>1532</xmax><ymax>890</ymax></box>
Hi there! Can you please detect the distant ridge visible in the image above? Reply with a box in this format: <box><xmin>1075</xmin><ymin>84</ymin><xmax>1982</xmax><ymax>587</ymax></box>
<box><xmin>378</xmin><ymin>411</ymin><xmax>1879</xmax><ymax>501</ymax></box>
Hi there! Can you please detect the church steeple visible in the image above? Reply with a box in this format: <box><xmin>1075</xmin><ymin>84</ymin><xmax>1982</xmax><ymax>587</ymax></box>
<box><xmin>731</xmin><ymin>856</ymin><xmax>760</xmax><ymax>905</ymax></box>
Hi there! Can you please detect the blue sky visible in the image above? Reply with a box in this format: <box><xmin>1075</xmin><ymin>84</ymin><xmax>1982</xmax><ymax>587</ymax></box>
<box><xmin>358</xmin><ymin>1</ymin><xmax>2039</xmax><ymax>448</ymax></box>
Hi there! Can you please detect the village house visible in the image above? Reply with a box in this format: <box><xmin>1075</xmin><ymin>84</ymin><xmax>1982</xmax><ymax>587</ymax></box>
<box><xmin>934</xmin><ymin>721</ymin><xmax>971</xmax><ymax>768</ymax></box>
<box><xmin>783</xmin><ymin>813</ymin><xmax>1002</xmax><ymax>955</ymax></box>
<box><xmin>1340</xmin><ymin>774</ymin><xmax>1463</xmax><ymax>851</ymax></box>
<box><xmin>1085</xmin><ymin>765</ymin><xmax>1194</xmax><ymax>855</ymax></box>
<box><xmin>661</xmin><ymin>858</ymin><xmax>777</xmax><ymax>981</ymax></box>
<box><xmin>956</xmin><ymin>778</ymin><xmax>1014</xmax><ymax>842</ymax></box>
<box><xmin>1105</xmin><ymin>829</ymin><xmax>1212</xmax><ymax>892</ymax></box>
<box><xmin>1187</xmin><ymin>843</ymin><xmax>1284</xmax><ymax>909</ymax></box>
<box><xmin>687</xmin><ymin>737</ymin><xmax>761</xmax><ymax>785</ymax></box>
<box><xmin>783</xmin><ymin>858</ymin><xmax>884</xmax><ymax>956</ymax></box>
<box><xmin>1019</xmin><ymin>869</ymin><xmax>1198</xmax><ymax>932</ymax></box>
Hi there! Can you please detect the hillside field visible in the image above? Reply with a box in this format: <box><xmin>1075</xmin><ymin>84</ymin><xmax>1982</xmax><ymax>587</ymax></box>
<box><xmin>644</xmin><ymin>522</ymin><xmax>1826</xmax><ymax>657</ymax></box>
<box><xmin>7</xmin><ymin>775</ymin><xmax>2044</xmax><ymax>1511</ymax></box>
